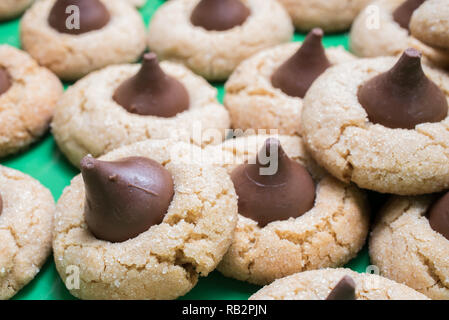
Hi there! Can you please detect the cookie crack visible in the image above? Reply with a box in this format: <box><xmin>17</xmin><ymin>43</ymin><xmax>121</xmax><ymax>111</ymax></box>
<box><xmin>414</xmin><ymin>128</ymin><xmax>449</xmax><ymax>160</ymax></box>
<box><xmin>380</xmin><ymin>198</ymin><xmax>414</xmax><ymax>228</ymax></box>
<box><xmin>324</xmin><ymin>123</ymin><xmax>363</xmax><ymax>181</ymax></box>
<box><xmin>415</xmin><ymin>250</ymin><xmax>447</xmax><ymax>291</ymax></box>
<box><xmin>239</xmin><ymin>223</ymin><xmax>259</xmax><ymax>280</ymax></box>
<box><xmin>385</xmin><ymin>217</ymin><xmax>448</xmax><ymax>293</ymax></box>
<box><xmin>273</xmin><ymin>185</ymin><xmax>359</xmax><ymax>271</ymax></box>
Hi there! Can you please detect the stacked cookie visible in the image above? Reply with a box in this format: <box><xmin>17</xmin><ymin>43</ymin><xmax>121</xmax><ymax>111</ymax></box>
<box><xmin>344</xmin><ymin>0</ymin><xmax>449</xmax><ymax>300</ymax></box>
<box><xmin>0</xmin><ymin>166</ymin><xmax>55</xmax><ymax>299</ymax></box>
<box><xmin>216</xmin><ymin>0</ymin><xmax>449</xmax><ymax>300</ymax></box>
<box><xmin>0</xmin><ymin>41</ymin><xmax>60</xmax><ymax>299</ymax></box>
<box><xmin>299</xmin><ymin>46</ymin><xmax>449</xmax><ymax>300</ymax></box>
<box><xmin>350</xmin><ymin>0</ymin><xmax>449</xmax><ymax>68</ymax></box>
<box><xmin>1</xmin><ymin>0</ymin><xmax>448</xmax><ymax>301</ymax></box>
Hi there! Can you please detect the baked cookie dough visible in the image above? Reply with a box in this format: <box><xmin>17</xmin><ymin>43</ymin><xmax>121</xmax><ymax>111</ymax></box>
<box><xmin>51</xmin><ymin>57</ymin><xmax>230</xmax><ymax>167</ymax></box>
<box><xmin>350</xmin><ymin>0</ymin><xmax>449</xmax><ymax>69</ymax></box>
<box><xmin>249</xmin><ymin>268</ymin><xmax>428</xmax><ymax>300</ymax></box>
<box><xmin>0</xmin><ymin>45</ymin><xmax>63</xmax><ymax>158</ymax></box>
<box><xmin>0</xmin><ymin>165</ymin><xmax>55</xmax><ymax>300</ymax></box>
<box><xmin>410</xmin><ymin>0</ymin><xmax>449</xmax><ymax>50</ymax></box>
<box><xmin>277</xmin><ymin>0</ymin><xmax>371</xmax><ymax>33</ymax></box>
<box><xmin>224</xmin><ymin>40</ymin><xmax>355</xmax><ymax>136</ymax></box>
<box><xmin>0</xmin><ymin>0</ymin><xmax>33</xmax><ymax>21</ymax></box>
<box><xmin>204</xmin><ymin>135</ymin><xmax>369</xmax><ymax>285</ymax></box>
<box><xmin>53</xmin><ymin>139</ymin><xmax>238</xmax><ymax>300</ymax></box>
<box><xmin>301</xmin><ymin>52</ymin><xmax>449</xmax><ymax>195</ymax></box>
<box><xmin>20</xmin><ymin>0</ymin><xmax>146</xmax><ymax>81</ymax></box>
<box><xmin>148</xmin><ymin>0</ymin><xmax>293</xmax><ymax>81</ymax></box>
<box><xmin>370</xmin><ymin>195</ymin><xmax>449</xmax><ymax>300</ymax></box>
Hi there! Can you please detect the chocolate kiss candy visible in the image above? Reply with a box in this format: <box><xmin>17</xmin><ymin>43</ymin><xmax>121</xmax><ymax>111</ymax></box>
<box><xmin>230</xmin><ymin>138</ymin><xmax>316</xmax><ymax>227</ymax></box>
<box><xmin>0</xmin><ymin>67</ymin><xmax>11</xmax><ymax>96</ymax></box>
<box><xmin>191</xmin><ymin>0</ymin><xmax>250</xmax><ymax>31</ymax></box>
<box><xmin>393</xmin><ymin>0</ymin><xmax>426</xmax><ymax>30</ymax></box>
<box><xmin>0</xmin><ymin>193</ymin><xmax>3</xmax><ymax>216</ymax></box>
<box><xmin>427</xmin><ymin>191</ymin><xmax>449</xmax><ymax>241</ymax></box>
<box><xmin>48</xmin><ymin>0</ymin><xmax>110</xmax><ymax>35</ymax></box>
<box><xmin>80</xmin><ymin>156</ymin><xmax>174</xmax><ymax>243</ymax></box>
<box><xmin>113</xmin><ymin>53</ymin><xmax>190</xmax><ymax>117</ymax></box>
<box><xmin>326</xmin><ymin>276</ymin><xmax>357</xmax><ymax>300</ymax></box>
<box><xmin>271</xmin><ymin>28</ymin><xmax>331</xmax><ymax>98</ymax></box>
<box><xmin>358</xmin><ymin>48</ymin><xmax>448</xmax><ymax>129</ymax></box>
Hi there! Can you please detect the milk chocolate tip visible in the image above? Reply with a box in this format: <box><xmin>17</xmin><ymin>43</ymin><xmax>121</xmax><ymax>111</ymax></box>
<box><xmin>230</xmin><ymin>138</ymin><xmax>316</xmax><ymax>227</ymax></box>
<box><xmin>358</xmin><ymin>48</ymin><xmax>448</xmax><ymax>129</ymax></box>
<box><xmin>271</xmin><ymin>28</ymin><xmax>331</xmax><ymax>98</ymax></box>
<box><xmin>428</xmin><ymin>191</ymin><xmax>449</xmax><ymax>241</ymax></box>
<box><xmin>112</xmin><ymin>52</ymin><xmax>190</xmax><ymax>117</ymax></box>
<box><xmin>48</xmin><ymin>0</ymin><xmax>110</xmax><ymax>35</ymax></box>
<box><xmin>81</xmin><ymin>155</ymin><xmax>174</xmax><ymax>243</ymax></box>
<box><xmin>190</xmin><ymin>0</ymin><xmax>250</xmax><ymax>31</ymax></box>
<box><xmin>326</xmin><ymin>276</ymin><xmax>357</xmax><ymax>300</ymax></box>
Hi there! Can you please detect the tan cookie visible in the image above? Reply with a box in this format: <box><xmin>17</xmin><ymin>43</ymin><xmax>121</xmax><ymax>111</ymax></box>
<box><xmin>53</xmin><ymin>139</ymin><xmax>238</xmax><ymax>300</ymax></box>
<box><xmin>249</xmin><ymin>268</ymin><xmax>428</xmax><ymax>300</ymax></box>
<box><xmin>277</xmin><ymin>0</ymin><xmax>371</xmax><ymax>33</ymax></box>
<box><xmin>20</xmin><ymin>0</ymin><xmax>146</xmax><ymax>81</ymax></box>
<box><xmin>204</xmin><ymin>135</ymin><xmax>369</xmax><ymax>285</ymax></box>
<box><xmin>0</xmin><ymin>0</ymin><xmax>33</xmax><ymax>20</ymax></box>
<box><xmin>301</xmin><ymin>56</ymin><xmax>449</xmax><ymax>195</ymax></box>
<box><xmin>0</xmin><ymin>165</ymin><xmax>55</xmax><ymax>300</ymax></box>
<box><xmin>0</xmin><ymin>45</ymin><xmax>63</xmax><ymax>158</ymax></box>
<box><xmin>370</xmin><ymin>196</ymin><xmax>449</xmax><ymax>300</ymax></box>
<box><xmin>410</xmin><ymin>0</ymin><xmax>449</xmax><ymax>50</ymax></box>
<box><xmin>350</xmin><ymin>0</ymin><xmax>449</xmax><ymax>69</ymax></box>
<box><xmin>224</xmin><ymin>43</ymin><xmax>355</xmax><ymax>136</ymax></box>
<box><xmin>148</xmin><ymin>0</ymin><xmax>293</xmax><ymax>81</ymax></box>
<box><xmin>51</xmin><ymin>60</ymin><xmax>230</xmax><ymax>167</ymax></box>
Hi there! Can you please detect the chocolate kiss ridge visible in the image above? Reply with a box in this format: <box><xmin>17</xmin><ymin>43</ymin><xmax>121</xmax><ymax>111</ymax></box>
<box><xmin>271</xmin><ymin>28</ymin><xmax>331</xmax><ymax>98</ymax></box>
<box><xmin>80</xmin><ymin>156</ymin><xmax>174</xmax><ymax>243</ymax></box>
<box><xmin>48</xmin><ymin>0</ymin><xmax>110</xmax><ymax>35</ymax></box>
<box><xmin>113</xmin><ymin>53</ymin><xmax>190</xmax><ymax>117</ymax></box>
<box><xmin>326</xmin><ymin>276</ymin><xmax>357</xmax><ymax>300</ymax></box>
<box><xmin>358</xmin><ymin>48</ymin><xmax>448</xmax><ymax>129</ymax></box>
<box><xmin>393</xmin><ymin>0</ymin><xmax>426</xmax><ymax>30</ymax></box>
<box><xmin>0</xmin><ymin>67</ymin><xmax>11</xmax><ymax>96</ymax></box>
<box><xmin>427</xmin><ymin>191</ymin><xmax>449</xmax><ymax>241</ymax></box>
<box><xmin>191</xmin><ymin>0</ymin><xmax>250</xmax><ymax>31</ymax></box>
<box><xmin>230</xmin><ymin>138</ymin><xmax>316</xmax><ymax>227</ymax></box>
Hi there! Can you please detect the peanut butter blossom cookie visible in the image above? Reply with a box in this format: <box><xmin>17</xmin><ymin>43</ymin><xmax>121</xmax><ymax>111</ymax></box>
<box><xmin>148</xmin><ymin>0</ymin><xmax>294</xmax><ymax>81</ymax></box>
<box><xmin>20</xmin><ymin>0</ymin><xmax>146</xmax><ymax>81</ymax></box>
<box><xmin>0</xmin><ymin>0</ymin><xmax>33</xmax><ymax>20</ymax></box>
<box><xmin>0</xmin><ymin>165</ymin><xmax>55</xmax><ymax>299</ymax></box>
<box><xmin>205</xmin><ymin>135</ymin><xmax>369</xmax><ymax>285</ymax></box>
<box><xmin>0</xmin><ymin>45</ymin><xmax>63</xmax><ymax>158</ymax></box>
<box><xmin>277</xmin><ymin>0</ymin><xmax>371</xmax><ymax>33</ymax></box>
<box><xmin>350</xmin><ymin>0</ymin><xmax>449</xmax><ymax>69</ymax></box>
<box><xmin>301</xmin><ymin>48</ymin><xmax>449</xmax><ymax>195</ymax></box>
<box><xmin>249</xmin><ymin>269</ymin><xmax>428</xmax><ymax>300</ymax></box>
<box><xmin>410</xmin><ymin>0</ymin><xmax>449</xmax><ymax>51</ymax></box>
<box><xmin>225</xmin><ymin>29</ymin><xmax>355</xmax><ymax>136</ymax></box>
<box><xmin>370</xmin><ymin>193</ymin><xmax>449</xmax><ymax>299</ymax></box>
<box><xmin>52</xmin><ymin>53</ymin><xmax>230</xmax><ymax>167</ymax></box>
<box><xmin>53</xmin><ymin>139</ymin><xmax>238</xmax><ymax>299</ymax></box>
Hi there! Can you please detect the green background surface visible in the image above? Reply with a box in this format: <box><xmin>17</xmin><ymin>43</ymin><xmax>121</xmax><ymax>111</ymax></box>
<box><xmin>0</xmin><ymin>0</ymin><xmax>370</xmax><ymax>300</ymax></box>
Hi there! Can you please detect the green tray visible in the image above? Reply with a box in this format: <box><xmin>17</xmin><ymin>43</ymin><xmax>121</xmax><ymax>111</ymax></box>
<box><xmin>0</xmin><ymin>0</ymin><xmax>370</xmax><ymax>300</ymax></box>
